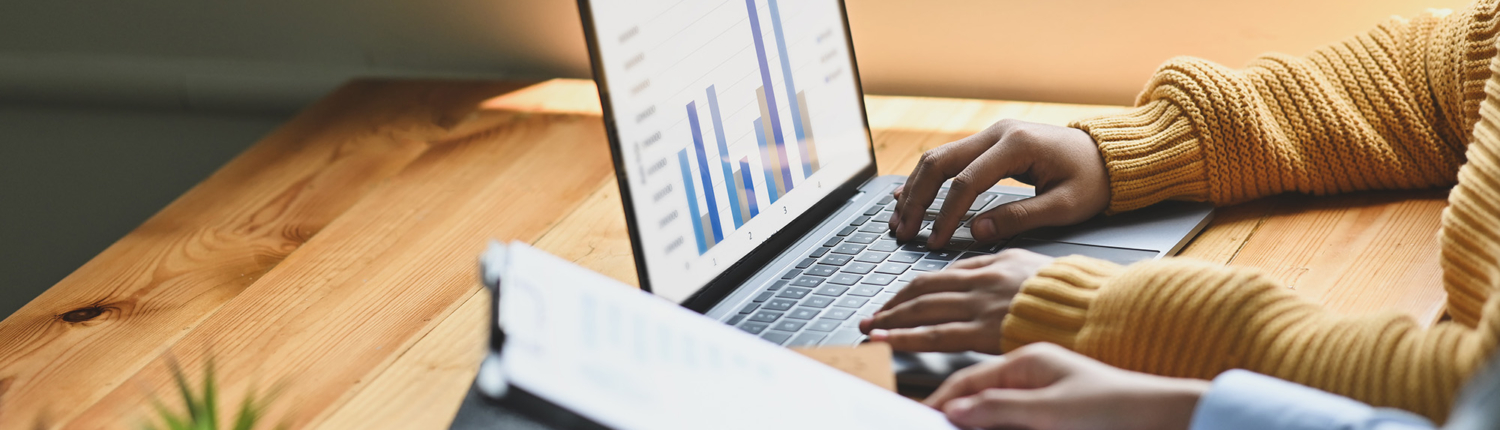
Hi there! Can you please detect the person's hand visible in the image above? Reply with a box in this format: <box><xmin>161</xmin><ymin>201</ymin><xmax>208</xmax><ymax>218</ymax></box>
<box><xmin>924</xmin><ymin>343</ymin><xmax>1210</xmax><ymax>430</ymax></box>
<box><xmin>858</xmin><ymin>249</ymin><xmax>1052</xmax><ymax>353</ymax></box>
<box><xmin>889</xmin><ymin>120</ymin><xmax>1109</xmax><ymax>250</ymax></box>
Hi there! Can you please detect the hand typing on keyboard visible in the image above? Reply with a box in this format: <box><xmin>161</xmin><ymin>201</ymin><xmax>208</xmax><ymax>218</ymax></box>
<box><xmin>858</xmin><ymin>249</ymin><xmax>1053</xmax><ymax>353</ymax></box>
<box><xmin>887</xmin><ymin>119</ymin><xmax>1110</xmax><ymax>250</ymax></box>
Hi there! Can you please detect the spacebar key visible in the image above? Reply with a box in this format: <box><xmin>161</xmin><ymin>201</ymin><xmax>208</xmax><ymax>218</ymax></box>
<box><xmin>821</xmin><ymin>329</ymin><xmax>868</xmax><ymax>346</ymax></box>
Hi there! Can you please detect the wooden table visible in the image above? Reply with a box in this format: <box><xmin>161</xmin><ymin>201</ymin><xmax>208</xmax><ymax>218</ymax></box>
<box><xmin>0</xmin><ymin>79</ymin><xmax>1449</xmax><ymax>429</ymax></box>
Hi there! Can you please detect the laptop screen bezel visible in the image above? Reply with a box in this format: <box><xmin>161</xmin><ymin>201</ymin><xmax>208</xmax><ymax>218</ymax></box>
<box><xmin>576</xmin><ymin>0</ymin><xmax>878</xmax><ymax>312</ymax></box>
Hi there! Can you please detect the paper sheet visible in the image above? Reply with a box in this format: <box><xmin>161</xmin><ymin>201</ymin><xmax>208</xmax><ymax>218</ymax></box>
<box><xmin>490</xmin><ymin>242</ymin><xmax>958</xmax><ymax>430</ymax></box>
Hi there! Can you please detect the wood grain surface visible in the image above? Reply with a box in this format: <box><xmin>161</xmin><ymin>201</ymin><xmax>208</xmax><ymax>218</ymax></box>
<box><xmin>0</xmin><ymin>78</ymin><xmax>1452</xmax><ymax>429</ymax></box>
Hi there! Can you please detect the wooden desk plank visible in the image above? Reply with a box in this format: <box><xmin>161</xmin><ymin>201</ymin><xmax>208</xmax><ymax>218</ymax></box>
<box><xmin>0</xmin><ymin>79</ymin><xmax>533</xmax><ymax>429</ymax></box>
<box><xmin>62</xmin><ymin>110</ymin><xmax>612</xmax><ymax>429</ymax></box>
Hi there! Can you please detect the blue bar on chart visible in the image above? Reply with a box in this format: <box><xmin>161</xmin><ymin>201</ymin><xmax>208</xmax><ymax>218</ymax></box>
<box><xmin>705</xmin><ymin>85</ymin><xmax>747</xmax><ymax>228</ymax></box>
<box><xmin>739</xmin><ymin>157</ymin><xmax>760</xmax><ymax>217</ymax></box>
<box><xmin>677</xmin><ymin>149</ymin><xmax>708</xmax><ymax>254</ymax></box>
<box><xmin>754</xmin><ymin>116</ymin><xmax>783</xmax><ymax>203</ymax></box>
<box><xmin>686</xmin><ymin>101</ymin><xmax>725</xmax><ymax>243</ymax></box>
<box><xmin>767</xmin><ymin>0</ymin><xmax>819</xmax><ymax>177</ymax></box>
<box><xmin>746</xmin><ymin>0</ymin><xmax>796</xmax><ymax>189</ymax></box>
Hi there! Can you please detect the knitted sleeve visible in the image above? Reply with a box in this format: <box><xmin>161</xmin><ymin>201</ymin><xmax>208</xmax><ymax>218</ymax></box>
<box><xmin>1072</xmin><ymin>3</ymin><xmax>1498</xmax><ymax>213</ymax></box>
<box><xmin>1001</xmin><ymin>256</ymin><xmax>1500</xmax><ymax>423</ymax></box>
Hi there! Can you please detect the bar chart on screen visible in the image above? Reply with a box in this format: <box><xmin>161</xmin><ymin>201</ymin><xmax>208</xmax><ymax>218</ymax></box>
<box><xmin>588</xmin><ymin>0</ymin><xmax>871</xmax><ymax>300</ymax></box>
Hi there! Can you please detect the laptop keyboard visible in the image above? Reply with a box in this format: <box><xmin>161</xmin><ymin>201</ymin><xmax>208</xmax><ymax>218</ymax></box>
<box><xmin>727</xmin><ymin>185</ymin><xmax>1030</xmax><ymax>347</ymax></box>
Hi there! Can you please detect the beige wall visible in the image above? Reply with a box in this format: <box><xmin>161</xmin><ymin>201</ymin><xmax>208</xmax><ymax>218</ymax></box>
<box><xmin>0</xmin><ymin>0</ymin><xmax>1477</xmax><ymax>110</ymax></box>
<box><xmin>848</xmin><ymin>0</ymin><xmax>1473</xmax><ymax>105</ymax></box>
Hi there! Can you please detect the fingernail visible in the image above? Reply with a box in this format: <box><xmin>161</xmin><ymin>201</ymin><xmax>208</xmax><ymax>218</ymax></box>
<box><xmin>947</xmin><ymin>397</ymin><xmax>975</xmax><ymax>416</ymax></box>
<box><xmin>974</xmin><ymin>218</ymin><xmax>995</xmax><ymax>238</ymax></box>
<box><xmin>869</xmin><ymin>329</ymin><xmax>889</xmax><ymax>341</ymax></box>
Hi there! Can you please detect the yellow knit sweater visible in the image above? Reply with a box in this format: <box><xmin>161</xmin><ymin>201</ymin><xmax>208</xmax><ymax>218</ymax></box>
<box><xmin>1003</xmin><ymin>1</ymin><xmax>1500</xmax><ymax>422</ymax></box>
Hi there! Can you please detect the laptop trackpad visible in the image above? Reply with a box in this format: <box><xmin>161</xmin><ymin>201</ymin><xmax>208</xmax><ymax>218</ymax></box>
<box><xmin>1006</xmin><ymin>238</ymin><xmax>1159</xmax><ymax>265</ymax></box>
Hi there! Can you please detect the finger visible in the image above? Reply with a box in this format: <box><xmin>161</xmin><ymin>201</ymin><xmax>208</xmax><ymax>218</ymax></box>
<box><xmin>865</xmin><ymin>292</ymin><xmax>978</xmax><ymax>330</ymax></box>
<box><xmin>968</xmin><ymin>183</ymin><xmax>1092</xmax><ymax>243</ymax></box>
<box><xmin>944</xmin><ymin>389</ymin><xmax>1051</xmax><ymax>430</ymax></box>
<box><xmin>882</xmin><ymin>321</ymin><xmax>991</xmax><ymax>352</ymax></box>
<box><xmin>878</xmin><ymin>270</ymin><xmax>979</xmax><ymax>314</ymax></box>
<box><xmin>948</xmin><ymin>252</ymin><xmax>1006</xmax><ymax>270</ymax></box>
<box><xmin>925</xmin><ymin>343</ymin><xmax>1073</xmax><ymax>407</ymax></box>
<box><xmin>892</xmin><ymin>135</ymin><xmax>995</xmax><ymax>240</ymax></box>
<box><xmin>926</xmin><ymin>140</ymin><xmax>1025</xmax><ymax>249</ymax></box>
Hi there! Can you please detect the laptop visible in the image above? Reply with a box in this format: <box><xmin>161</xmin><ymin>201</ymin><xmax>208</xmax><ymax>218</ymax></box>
<box><xmin>576</xmin><ymin>0</ymin><xmax>1212</xmax><ymax>387</ymax></box>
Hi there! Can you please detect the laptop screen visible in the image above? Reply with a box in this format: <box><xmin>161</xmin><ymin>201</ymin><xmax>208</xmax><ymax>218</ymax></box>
<box><xmin>582</xmin><ymin>0</ymin><xmax>874</xmax><ymax>303</ymax></box>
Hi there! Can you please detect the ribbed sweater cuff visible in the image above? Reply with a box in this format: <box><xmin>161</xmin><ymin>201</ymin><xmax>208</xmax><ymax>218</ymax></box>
<box><xmin>1071</xmin><ymin>100</ymin><xmax>1212</xmax><ymax>213</ymax></box>
<box><xmin>1000</xmin><ymin>256</ymin><xmax>1124</xmax><ymax>352</ymax></box>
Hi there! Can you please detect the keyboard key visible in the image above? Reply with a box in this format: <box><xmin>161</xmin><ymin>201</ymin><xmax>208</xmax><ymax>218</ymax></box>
<box><xmin>783</xmin><ymin>269</ymin><xmax>803</xmax><ymax>279</ymax></box>
<box><xmin>871</xmin><ymin>292</ymin><xmax>897</xmax><ymax>305</ymax></box>
<box><xmin>862</xmin><ymin>274</ymin><xmax>896</xmax><ymax>286</ymax></box>
<box><xmin>787</xmin><ymin>307</ymin><xmax>821</xmax><ymax>320</ymax></box>
<box><xmin>835</xmin><ymin>297</ymin><xmax>869</xmax><ymax>308</ymax></box>
<box><xmin>791</xmin><ymin>276</ymin><xmax>824</xmax><ymax>288</ymax></box>
<box><xmin>810</xmin><ymin>247</ymin><xmax>831</xmax><ymax>258</ymax></box>
<box><xmin>913</xmin><ymin>260</ymin><xmax>948</xmax><ymax>271</ymax></box>
<box><xmin>802</xmin><ymin>295</ymin><xmax>835</xmax><ymax>308</ymax></box>
<box><xmin>761</xmin><ymin>330</ymin><xmax>794</xmax><ymax>345</ymax></box>
<box><xmin>807</xmin><ymin>319</ymin><xmax>841</xmax><ymax>332</ymax></box>
<box><xmin>926</xmin><ymin>251</ymin><xmax>960</xmax><ymax>261</ymax></box>
<box><xmin>804</xmin><ymin>264</ymin><xmax>838</xmax><ymax>277</ymax></box>
<box><xmin>796</xmin><ymin>258</ymin><xmax>817</xmax><ymax>269</ymax></box>
<box><xmin>888</xmin><ymin>252</ymin><xmax>923</xmax><ymax>264</ymax></box>
<box><xmin>814</xmin><ymin>285</ymin><xmax>849</xmax><ymax>296</ymax></box>
<box><xmin>740</xmin><ymin>321</ymin><xmax>768</xmax><ymax>334</ymax></box>
<box><xmin>788</xmin><ymin>332</ymin><xmax>827</xmax><ymax>347</ymax></box>
<box><xmin>823</xmin><ymin>237</ymin><xmax>843</xmax><ymax>247</ymax></box>
<box><xmin>901</xmin><ymin>242</ymin><xmax>932</xmax><ymax>252</ymax></box>
<box><xmin>958</xmin><ymin>252</ymin><xmax>988</xmax><ymax>260</ymax></box>
<box><xmin>740</xmin><ymin>302</ymin><xmax>761</xmax><ymax>313</ymax></box>
<box><xmin>819</xmin><ymin>254</ymin><xmax>853</xmax><ymax>266</ymax></box>
<box><xmin>764</xmin><ymin>298</ymin><xmax>797</xmax><ymax>311</ymax></box>
<box><xmin>837</xmin><ymin>226</ymin><xmax>857</xmax><ymax>237</ymax></box>
<box><xmin>749</xmin><ymin>311</ymin><xmax>783</xmax><ymax>323</ymax></box>
<box><xmin>859</xmin><ymin>223</ymin><xmax>887</xmax><ymax>233</ymax></box>
<box><xmin>833</xmin><ymin>244</ymin><xmax>866</xmax><ymax>255</ymax></box>
<box><xmin>823</xmin><ymin>329</ymin><xmax>867</xmax><ymax>346</ymax></box>
<box><xmin>828</xmin><ymin>273</ymin><xmax>863</xmax><ymax>285</ymax></box>
<box><xmin>875</xmin><ymin>263</ymin><xmax>909</xmax><ymax>275</ymax></box>
<box><xmin>898</xmin><ymin>272</ymin><xmax>919</xmax><ymax>282</ymax></box>
<box><xmin>854</xmin><ymin>252</ymin><xmax>889</xmax><ymax>263</ymax></box>
<box><xmin>825</xmin><ymin>307</ymin><xmax>857</xmax><ymax>320</ymax></box>
<box><xmin>858</xmin><ymin>303</ymin><xmax>884</xmax><ymax>317</ymax></box>
<box><xmin>768</xmin><ymin>280</ymin><xmax>788</xmax><ymax>291</ymax></box>
<box><xmin>842</xmin><ymin>262</ymin><xmax>876</xmax><ymax>274</ymax></box>
<box><xmin>863</xmin><ymin>206</ymin><xmax>883</xmax><ymax>216</ymax></box>
<box><xmin>851</xmin><ymin>215</ymin><xmax>871</xmax><ymax>226</ymax></box>
<box><xmin>887</xmin><ymin>282</ymin><xmax>908</xmax><ymax>292</ymax></box>
<box><xmin>775</xmin><ymin>320</ymin><xmax>808</xmax><ymax>331</ymax></box>
<box><xmin>753</xmin><ymin>291</ymin><xmax>775</xmax><ymax>302</ymax></box>
<box><xmin>868</xmin><ymin>240</ymin><xmax>899</xmax><ymax>252</ymax></box>
<box><xmin>849</xmin><ymin>285</ymin><xmax>882</xmax><ymax>297</ymax></box>
<box><xmin>872</xmin><ymin>211</ymin><xmax>893</xmax><ymax>223</ymax></box>
<box><xmin>727</xmin><ymin>314</ymin><xmax>745</xmax><ymax>325</ymax></box>
<box><xmin>973</xmin><ymin>242</ymin><xmax>1005</xmax><ymax>253</ymax></box>
<box><xmin>948</xmin><ymin>239</ymin><xmax>975</xmax><ymax>250</ymax></box>
<box><xmin>970</xmin><ymin>193</ymin><xmax>997</xmax><ymax>211</ymax></box>
<box><xmin>878</xmin><ymin>195</ymin><xmax>895</xmax><ymax>205</ymax></box>
<box><xmin>776</xmin><ymin>287</ymin><xmax>813</xmax><ymax>299</ymax></box>
<box><xmin>846</xmin><ymin>233</ymin><xmax>880</xmax><ymax>244</ymax></box>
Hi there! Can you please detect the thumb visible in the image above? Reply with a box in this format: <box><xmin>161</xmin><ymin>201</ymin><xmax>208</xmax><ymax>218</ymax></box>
<box><xmin>968</xmin><ymin>187</ymin><xmax>1088</xmax><ymax>242</ymax></box>
<box><xmin>943</xmin><ymin>388</ymin><xmax>1050</xmax><ymax>429</ymax></box>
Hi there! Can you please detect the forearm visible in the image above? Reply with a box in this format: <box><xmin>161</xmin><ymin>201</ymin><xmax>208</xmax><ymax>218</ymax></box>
<box><xmin>1002</xmin><ymin>256</ymin><xmax>1500</xmax><ymax>422</ymax></box>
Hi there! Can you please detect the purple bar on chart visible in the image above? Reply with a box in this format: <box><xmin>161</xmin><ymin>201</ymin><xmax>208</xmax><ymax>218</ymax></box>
<box><xmin>756</xmin><ymin>88</ymin><xmax>792</xmax><ymax>196</ymax></box>
<box><xmin>767</xmin><ymin>0</ymin><xmax>817</xmax><ymax>178</ymax></box>
<box><xmin>746</xmin><ymin>0</ymin><xmax>796</xmax><ymax>188</ymax></box>
<box><xmin>706</xmin><ymin>85</ymin><xmax>745</xmax><ymax>228</ymax></box>
<box><xmin>687</xmin><ymin>101</ymin><xmax>724</xmax><ymax>242</ymax></box>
